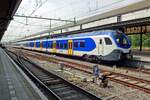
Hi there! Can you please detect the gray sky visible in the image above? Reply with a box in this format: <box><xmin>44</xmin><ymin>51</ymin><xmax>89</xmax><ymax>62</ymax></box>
<box><xmin>1</xmin><ymin>0</ymin><xmax>143</xmax><ymax>42</ymax></box>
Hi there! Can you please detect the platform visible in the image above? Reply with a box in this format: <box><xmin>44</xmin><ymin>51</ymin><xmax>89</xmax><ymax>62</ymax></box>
<box><xmin>132</xmin><ymin>50</ymin><xmax>150</xmax><ymax>62</ymax></box>
<box><xmin>0</xmin><ymin>48</ymin><xmax>46</xmax><ymax>100</ymax></box>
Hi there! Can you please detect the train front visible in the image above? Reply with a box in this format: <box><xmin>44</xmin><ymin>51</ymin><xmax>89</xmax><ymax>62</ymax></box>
<box><xmin>113</xmin><ymin>31</ymin><xmax>132</xmax><ymax>60</ymax></box>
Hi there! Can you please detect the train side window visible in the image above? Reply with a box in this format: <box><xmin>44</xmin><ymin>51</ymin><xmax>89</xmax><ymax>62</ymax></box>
<box><xmin>48</xmin><ymin>42</ymin><xmax>52</xmax><ymax>48</ymax></box>
<box><xmin>36</xmin><ymin>42</ymin><xmax>40</xmax><ymax>48</ymax></box>
<box><xmin>99</xmin><ymin>39</ymin><xmax>102</xmax><ymax>44</ymax></box>
<box><xmin>60</xmin><ymin>43</ymin><xmax>63</xmax><ymax>49</ymax></box>
<box><xmin>74</xmin><ymin>42</ymin><xmax>78</xmax><ymax>48</ymax></box>
<box><xmin>104</xmin><ymin>38</ymin><xmax>112</xmax><ymax>45</ymax></box>
<box><xmin>50</xmin><ymin>44</ymin><xmax>53</xmax><ymax>48</ymax></box>
<box><xmin>56</xmin><ymin>43</ymin><xmax>59</xmax><ymax>48</ymax></box>
<box><xmin>31</xmin><ymin>42</ymin><xmax>34</xmax><ymax>47</ymax></box>
<box><xmin>42</xmin><ymin>41</ymin><xmax>45</xmax><ymax>48</ymax></box>
<box><xmin>64</xmin><ymin>43</ymin><xmax>67</xmax><ymax>49</ymax></box>
<box><xmin>80</xmin><ymin>41</ymin><xmax>85</xmax><ymax>47</ymax></box>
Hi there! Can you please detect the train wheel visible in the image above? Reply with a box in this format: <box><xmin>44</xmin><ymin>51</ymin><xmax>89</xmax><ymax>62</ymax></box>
<box><xmin>89</xmin><ymin>55</ymin><xmax>98</xmax><ymax>62</ymax></box>
<box><xmin>83</xmin><ymin>54</ymin><xmax>89</xmax><ymax>61</ymax></box>
<box><xmin>97</xmin><ymin>58</ymin><xmax>101</xmax><ymax>63</ymax></box>
<box><xmin>97</xmin><ymin>56</ymin><xmax>102</xmax><ymax>63</ymax></box>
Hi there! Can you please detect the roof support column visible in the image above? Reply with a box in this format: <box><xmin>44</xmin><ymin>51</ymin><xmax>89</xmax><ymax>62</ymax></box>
<box><xmin>117</xmin><ymin>15</ymin><xmax>122</xmax><ymax>22</ymax></box>
<box><xmin>80</xmin><ymin>24</ymin><xmax>82</xmax><ymax>30</ymax></box>
<box><xmin>140</xmin><ymin>32</ymin><xmax>142</xmax><ymax>51</ymax></box>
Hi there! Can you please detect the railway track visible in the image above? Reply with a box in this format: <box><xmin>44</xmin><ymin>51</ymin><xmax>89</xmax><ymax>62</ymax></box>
<box><xmin>5</xmin><ymin>49</ymin><xmax>101</xmax><ymax>100</ymax></box>
<box><xmin>11</xmin><ymin>47</ymin><xmax>150</xmax><ymax>75</ymax></box>
<box><xmin>21</xmin><ymin>48</ymin><xmax>150</xmax><ymax>75</ymax></box>
<box><xmin>13</xmin><ymin>49</ymin><xmax>150</xmax><ymax>94</ymax></box>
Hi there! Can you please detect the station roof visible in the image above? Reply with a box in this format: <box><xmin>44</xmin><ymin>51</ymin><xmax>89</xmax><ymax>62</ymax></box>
<box><xmin>0</xmin><ymin>0</ymin><xmax>21</xmax><ymax>41</ymax></box>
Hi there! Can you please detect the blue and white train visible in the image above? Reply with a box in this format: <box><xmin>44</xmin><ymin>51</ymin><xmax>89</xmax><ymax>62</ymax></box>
<box><xmin>15</xmin><ymin>30</ymin><xmax>132</xmax><ymax>61</ymax></box>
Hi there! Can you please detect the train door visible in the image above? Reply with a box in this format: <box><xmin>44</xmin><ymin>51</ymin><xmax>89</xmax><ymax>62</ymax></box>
<box><xmin>98</xmin><ymin>38</ymin><xmax>104</xmax><ymax>55</ymax></box>
<box><xmin>68</xmin><ymin>40</ymin><xmax>73</xmax><ymax>55</ymax></box>
<box><xmin>52</xmin><ymin>41</ymin><xmax>56</xmax><ymax>53</ymax></box>
<box><xmin>103</xmin><ymin>37</ymin><xmax>113</xmax><ymax>55</ymax></box>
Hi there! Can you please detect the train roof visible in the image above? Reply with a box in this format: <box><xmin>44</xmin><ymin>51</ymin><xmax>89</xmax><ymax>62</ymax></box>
<box><xmin>67</xmin><ymin>30</ymin><xmax>116</xmax><ymax>38</ymax></box>
<box><xmin>33</xmin><ymin>30</ymin><xmax>116</xmax><ymax>41</ymax></box>
<box><xmin>24</xmin><ymin>30</ymin><xmax>120</xmax><ymax>42</ymax></box>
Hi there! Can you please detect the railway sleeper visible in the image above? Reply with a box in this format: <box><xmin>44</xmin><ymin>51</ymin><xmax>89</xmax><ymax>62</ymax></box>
<box><xmin>40</xmin><ymin>77</ymin><xmax>55</xmax><ymax>81</ymax></box>
<box><xmin>62</xmin><ymin>93</ymin><xmax>91</xmax><ymax>100</ymax></box>
<box><xmin>58</xmin><ymin>90</ymin><xmax>77</xmax><ymax>96</ymax></box>
<box><xmin>48</xmin><ymin>84</ymin><xmax>68</xmax><ymax>89</ymax></box>
<box><xmin>37</xmin><ymin>75</ymin><xmax>52</xmax><ymax>78</ymax></box>
<box><xmin>55</xmin><ymin>90</ymin><xmax>78</xmax><ymax>97</ymax></box>
<box><xmin>51</xmin><ymin>86</ymin><xmax>90</xmax><ymax>99</ymax></box>
<box><xmin>51</xmin><ymin>86</ymin><xmax>71</xmax><ymax>92</ymax></box>
<box><xmin>44</xmin><ymin>79</ymin><xmax>62</xmax><ymax>85</ymax></box>
<box><xmin>53</xmin><ymin>90</ymin><xmax>86</xmax><ymax>100</ymax></box>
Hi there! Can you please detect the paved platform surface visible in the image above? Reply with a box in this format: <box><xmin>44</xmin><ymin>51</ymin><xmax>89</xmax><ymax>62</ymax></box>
<box><xmin>0</xmin><ymin>48</ymin><xmax>44</xmax><ymax>100</ymax></box>
<box><xmin>133</xmin><ymin>55</ymin><xmax>150</xmax><ymax>62</ymax></box>
<box><xmin>132</xmin><ymin>50</ymin><xmax>150</xmax><ymax>62</ymax></box>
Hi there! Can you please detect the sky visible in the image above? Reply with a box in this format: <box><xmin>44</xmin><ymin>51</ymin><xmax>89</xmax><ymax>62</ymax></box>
<box><xmin>1</xmin><ymin>0</ymin><xmax>143</xmax><ymax>42</ymax></box>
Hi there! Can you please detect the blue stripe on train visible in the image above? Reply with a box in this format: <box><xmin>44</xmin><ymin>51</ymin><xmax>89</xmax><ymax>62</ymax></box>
<box><xmin>31</xmin><ymin>37</ymin><xmax>96</xmax><ymax>52</ymax></box>
<box><xmin>73</xmin><ymin>38</ymin><xmax>96</xmax><ymax>51</ymax></box>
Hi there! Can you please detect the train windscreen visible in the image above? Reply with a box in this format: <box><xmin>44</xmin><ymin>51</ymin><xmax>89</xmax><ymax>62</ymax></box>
<box><xmin>114</xmin><ymin>31</ymin><xmax>131</xmax><ymax>48</ymax></box>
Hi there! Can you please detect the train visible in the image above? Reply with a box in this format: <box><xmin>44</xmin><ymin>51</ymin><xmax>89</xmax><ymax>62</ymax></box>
<box><xmin>14</xmin><ymin>30</ymin><xmax>132</xmax><ymax>62</ymax></box>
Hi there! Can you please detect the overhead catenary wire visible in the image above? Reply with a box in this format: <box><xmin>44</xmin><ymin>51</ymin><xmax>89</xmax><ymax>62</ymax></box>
<box><xmin>13</xmin><ymin>19</ymin><xmax>50</xmax><ymax>27</ymax></box>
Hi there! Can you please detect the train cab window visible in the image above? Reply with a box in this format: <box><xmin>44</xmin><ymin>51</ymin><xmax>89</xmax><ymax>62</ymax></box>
<box><xmin>74</xmin><ymin>42</ymin><xmax>78</xmax><ymax>48</ymax></box>
<box><xmin>104</xmin><ymin>38</ymin><xmax>112</xmax><ymax>45</ymax></box>
<box><xmin>80</xmin><ymin>42</ymin><xmax>85</xmax><ymax>47</ymax></box>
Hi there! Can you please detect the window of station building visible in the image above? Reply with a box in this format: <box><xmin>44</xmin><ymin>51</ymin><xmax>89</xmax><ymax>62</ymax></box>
<box><xmin>104</xmin><ymin>38</ymin><xmax>112</xmax><ymax>45</ymax></box>
<box><xmin>80</xmin><ymin>41</ymin><xmax>85</xmax><ymax>47</ymax></box>
<box><xmin>74</xmin><ymin>42</ymin><xmax>78</xmax><ymax>48</ymax></box>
